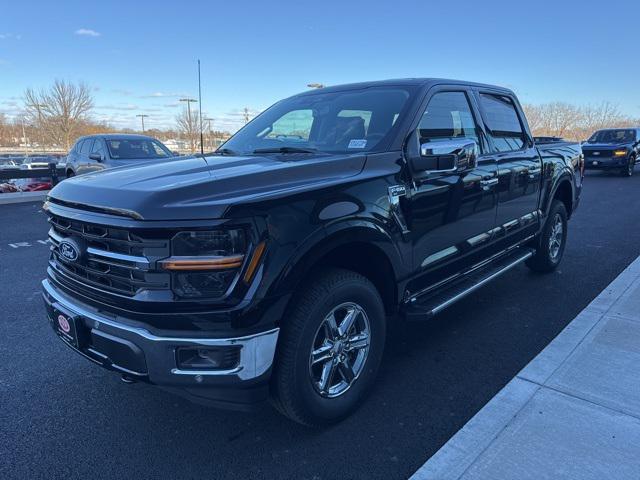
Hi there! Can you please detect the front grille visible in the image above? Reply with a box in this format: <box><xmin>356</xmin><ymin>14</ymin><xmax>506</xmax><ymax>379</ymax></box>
<box><xmin>48</xmin><ymin>212</ymin><xmax>170</xmax><ymax>297</ymax></box>
<box><xmin>583</xmin><ymin>150</ymin><xmax>612</xmax><ymax>158</ymax></box>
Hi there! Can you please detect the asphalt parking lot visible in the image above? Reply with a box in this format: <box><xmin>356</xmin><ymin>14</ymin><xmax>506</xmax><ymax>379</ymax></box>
<box><xmin>2</xmin><ymin>170</ymin><xmax>640</xmax><ymax>480</ymax></box>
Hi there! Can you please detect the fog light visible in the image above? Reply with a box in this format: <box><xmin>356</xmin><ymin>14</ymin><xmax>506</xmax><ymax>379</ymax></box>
<box><xmin>176</xmin><ymin>346</ymin><xmax>241</xmax><ymax>370</ymax></box>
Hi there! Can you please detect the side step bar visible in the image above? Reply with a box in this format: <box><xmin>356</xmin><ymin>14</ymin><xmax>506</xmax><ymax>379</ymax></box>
<box><xmin>403</xmin><ymin>248</ymin><xmax>534</xmax><ymax>320</ymax></box>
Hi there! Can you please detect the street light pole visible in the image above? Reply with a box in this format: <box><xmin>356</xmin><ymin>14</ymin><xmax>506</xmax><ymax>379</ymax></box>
<box><xmin>204</xmin><ymin>117</ymin><xmax>214</xmax><ymax>150</ymax></box>
<box><xmin>179</xmin><ymin>98</ymin><xmax>198</xmax><ymax>152</ymax></box>
<box><xmin>136</xmin><ymin>114</ymin><xmax>149</xmax><ymax>133</ymax></box>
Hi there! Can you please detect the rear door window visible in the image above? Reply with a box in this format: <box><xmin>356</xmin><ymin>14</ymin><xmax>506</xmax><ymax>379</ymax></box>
<box><xmin>479</xmin><ymin>94</ymin><xmax>526</xmax><ymax>152</ymax></box>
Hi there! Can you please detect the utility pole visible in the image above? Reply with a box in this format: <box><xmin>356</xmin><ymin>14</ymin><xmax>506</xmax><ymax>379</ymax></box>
<box><xmin>136</xmin><ymin>114</ymin><xmax>149</xmax><ymax>133</ymax></box>
<box><xmin>204</xmin><ymin>117</ymin><xmax>214</xmax><ymax>150</ymax></box>
<box><xmin>243</xmin><ymin>107</ymin><xmax>250</xmax><ymax>124</ymax></box>
<box><xmin>20</xmin><ymin>117</ymin><xmax>27</xmax><ymax>156</ymax></box>
<box><xmin>179</xmin><ymin>98</ymin><xmax>198</xmax><ymax>152</ymax></box>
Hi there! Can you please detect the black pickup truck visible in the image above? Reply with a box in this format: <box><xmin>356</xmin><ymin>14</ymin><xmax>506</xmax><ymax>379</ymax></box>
<box><xmin>42</xmin><ymin>79</ymin><xmax>583</xmax><ymax>426</ymax></box>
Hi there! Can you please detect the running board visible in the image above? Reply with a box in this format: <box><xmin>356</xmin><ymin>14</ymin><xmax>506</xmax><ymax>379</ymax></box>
<box><xmin>403</xmin><ymin>248</ymin><xmax>534</xmax><ymax>320</ymax></box>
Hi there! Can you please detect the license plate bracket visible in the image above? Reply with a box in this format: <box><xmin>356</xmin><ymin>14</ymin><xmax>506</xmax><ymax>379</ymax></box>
<box><xmin>51</xmin><ymin>306</ymin><xmax>85</xmax><ymax>349</ymax></box>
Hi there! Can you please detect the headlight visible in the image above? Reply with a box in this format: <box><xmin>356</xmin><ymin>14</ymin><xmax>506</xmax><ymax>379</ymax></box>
<box><xmin>161</xmin><ymin>229</ymin><xmax>248</xmax><ymax>298</ymax></box>
<box><xmin>613</xmin><ymin>149</ymin><xmax>627</xmax><ymax>157</ymax></box>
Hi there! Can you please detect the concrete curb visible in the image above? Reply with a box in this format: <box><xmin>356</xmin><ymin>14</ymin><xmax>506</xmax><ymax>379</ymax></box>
<box><xmin>0</xmin><ymin>191</ymin><xmax>48</xmax><ymax>205</ymax></box>
<box><xmin>411</xmin><ymin>255</ymin><xmax>640</xmax><ymax>480</ymax></box>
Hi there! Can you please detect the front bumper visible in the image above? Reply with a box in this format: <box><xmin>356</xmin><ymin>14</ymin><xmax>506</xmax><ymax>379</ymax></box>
<box><xmin>42</xmin><ymin>279</ymin><xmax>279</xmax><ymax>409</ymax></box>
<box><xmin>584</xmin><ymin>157</ymin><xmax>627</xmax><ymax>169</ymax></box>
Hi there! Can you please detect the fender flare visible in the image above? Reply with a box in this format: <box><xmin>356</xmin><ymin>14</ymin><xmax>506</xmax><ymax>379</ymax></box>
<box><xmin>269</xmin><ymin>219</ymin><xmax>406</xmax><ymax>299</ymax></box>
<box><xmin>544</xmin><ymin>169</ymin><xmax>575</xmax><ymax>218</ymax></box>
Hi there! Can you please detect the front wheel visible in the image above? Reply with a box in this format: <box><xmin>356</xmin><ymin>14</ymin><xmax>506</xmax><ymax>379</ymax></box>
<box><xmin>621</xmin><ymin>155</ymin><xmax>635</xmax><ymax>177</ymax></box>
<box><xmin>526</xmin><ymin>200</ymin><xmax>568</xmax><ymax>273</ymax></box>
<box><xmin>270</xmin><ymin>268</ymin><xmax>386</xmax><ymax>426</ymax></box>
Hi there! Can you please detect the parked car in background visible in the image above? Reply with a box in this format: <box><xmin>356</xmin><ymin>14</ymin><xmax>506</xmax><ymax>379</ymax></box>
<box><xmin>20</xmin><ymin>156</ymin><xmax>55</xmax><ymax>170</ymax></box>
<box><xmin>64</xmin><ymin>134</ymin><xmax>178</xmax><ymax>177</ymax></box>
<box><xmin>582</xmin><ymin>128</ymin><xmax>640</xmax><ymax>176</ymax></box>
<box><xmin>14</xmin><ymin>177</ymin><xmax>53</xmax><ymax>191</ymax></box>
<box><xmin>43</xmin><ymin>78</ymin><xmax>583</xmax><ymax>426</ymax></box>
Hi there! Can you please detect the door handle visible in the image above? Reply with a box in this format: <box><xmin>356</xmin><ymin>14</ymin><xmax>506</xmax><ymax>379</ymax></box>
<box><xmin>528</xmin><ymin>168</ymin><xmax>542</xmax><ymax>179</ymax></box>
<box><xmin>480</xmin><ymin>178</ymin><xmax>498</xmax><ymax>190</ymax></box>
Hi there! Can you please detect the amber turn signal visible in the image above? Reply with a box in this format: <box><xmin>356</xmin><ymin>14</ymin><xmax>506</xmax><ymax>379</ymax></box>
<box><xmin>243</xmin><ymin>241</ymin><xmax>267</xmax><ymax>284</ymax></box>
<box><xmin>160</xmin><ymin>255</ymin><xmax>245</xmax><ymax>271</ymax></box>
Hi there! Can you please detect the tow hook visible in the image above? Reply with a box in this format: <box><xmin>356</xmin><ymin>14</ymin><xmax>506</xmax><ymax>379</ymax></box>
<box><xmin>120</xmin><ymin>374</ymin><xmax>136</xmax><ymax>384</ymax></box>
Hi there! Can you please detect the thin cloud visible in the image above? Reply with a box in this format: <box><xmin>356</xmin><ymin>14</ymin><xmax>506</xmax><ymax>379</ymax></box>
<box><xmin>140</xmin><ymin>92</ymin><xmax>188</xmax><ymax>99</ymax></box>
<box><xmin>96</xmin><ymin>104</ymin><xmax>139</xmax><ymax>111</ymax></box>
<box><xmin>75</xmin><ymin>28</ymin><xmax>101</xmax><ymax>37</ymax></box>
<box><xmin>0</xmin><ymin>33</ymin><xmax>21</xmax><ymax>40</ymax></box>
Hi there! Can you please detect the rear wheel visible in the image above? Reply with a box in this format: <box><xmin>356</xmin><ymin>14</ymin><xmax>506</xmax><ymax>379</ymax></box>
<box><xmin>526</xmin><ymin>200</ymin><xmax>568</xmax><ymax>273</ymax></box>
<box><xmin>270</xmin><ymin>268</ymin><xmax>386</xmax><ymax>426</ymax></box>
<box><xmin>621</xmin><ymin>155</ymin><xmax>635</xmax><ymax>177</ymax></box>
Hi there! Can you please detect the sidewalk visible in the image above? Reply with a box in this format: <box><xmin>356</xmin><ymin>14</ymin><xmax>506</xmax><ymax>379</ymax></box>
<box><xmin>412</xmin><ymin>255</ymin><xmax>640</xmax><ymax>480</ymax></box>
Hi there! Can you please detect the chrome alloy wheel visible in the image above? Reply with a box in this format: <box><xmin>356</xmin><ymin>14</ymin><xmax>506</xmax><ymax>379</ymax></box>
<box><xmin>548</xmin><ymin>213</ymin><xmax>564</xmax><ymax>260</ymax></box>
<box><xmin>309</xmin><ymin>302</ymin><xmax>371</xmax><ymax>398</ymax></box>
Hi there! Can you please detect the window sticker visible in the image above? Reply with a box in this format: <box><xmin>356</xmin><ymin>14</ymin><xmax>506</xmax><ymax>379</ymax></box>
<box><xmin>348</xmin><ymin>139</ymin><xmax>367</xmax><ymax>149</ymax></box>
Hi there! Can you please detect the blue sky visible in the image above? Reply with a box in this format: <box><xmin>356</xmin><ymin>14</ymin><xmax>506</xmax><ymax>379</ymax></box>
<box><xmin>1</xmin><ymin>0</ymin><xmax>638</xmax><ymax>131</ymax></box>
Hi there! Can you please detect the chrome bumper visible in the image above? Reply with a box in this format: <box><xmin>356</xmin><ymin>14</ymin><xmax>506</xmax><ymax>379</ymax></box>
<box><xmin>42</xmin><ymin>279</ymin><xmax>279</xmax><ymax>385</ymax></box>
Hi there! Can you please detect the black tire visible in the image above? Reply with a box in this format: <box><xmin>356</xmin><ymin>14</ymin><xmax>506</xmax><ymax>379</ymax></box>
<box><xmin>621</xmin><ymin>155</ymin><xmax>635</xmax><ymax>177</ymax></box>
<box><xmin>66</xmin><ymin>169</ymin><xmax>75</xmax><ymax>178</ymax></box>
<box><xmin>526</xmin><ymin>200</ymin><xmax>568</xmax><ymax>273</ymax></box>
<box><xmin>270</xmin><ymin>268</ymin><xmax>386</xmax><ymax>427</ymax></box>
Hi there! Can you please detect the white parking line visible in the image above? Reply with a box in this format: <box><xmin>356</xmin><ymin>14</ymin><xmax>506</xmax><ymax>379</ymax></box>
<box><xmin>7</xmin><ymin>239</ymin><xmax>50</xmax><ymax>249</ymax></box>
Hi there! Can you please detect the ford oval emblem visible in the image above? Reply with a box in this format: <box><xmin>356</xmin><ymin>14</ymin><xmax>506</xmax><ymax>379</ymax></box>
<box><xmin>59</xmin><ymin>240</ymin><xmax>80</xmax><ymax>262</ymax></box>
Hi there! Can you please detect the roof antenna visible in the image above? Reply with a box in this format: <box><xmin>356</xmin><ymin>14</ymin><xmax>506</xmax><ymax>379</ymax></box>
<box><xmin>197</xmin><ymin>59</ymin><xmax>204</xmax><ymax>156</ymax></box>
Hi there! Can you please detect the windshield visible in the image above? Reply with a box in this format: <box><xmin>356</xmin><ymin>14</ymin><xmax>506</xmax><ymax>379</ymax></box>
<box><xmin>220</xmin><ymin>86</ymin><xmax>415</xmax><ymax>155</ymax></box>
<box><xmin>106</xmin><ymin>138</ymin><xmax>172</xmax><ymax>159</ymax></box>
<box><xmin>587</xmin><ymin>129</ymin><xmax>636</xmax><ymax>144</ymax></box>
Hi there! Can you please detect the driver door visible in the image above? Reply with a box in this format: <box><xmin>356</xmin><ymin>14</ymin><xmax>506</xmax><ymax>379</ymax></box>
<box><xmin>405</xmin><ymin>88</ymin><xmax>499</xmax><ymax>289</ymax></box>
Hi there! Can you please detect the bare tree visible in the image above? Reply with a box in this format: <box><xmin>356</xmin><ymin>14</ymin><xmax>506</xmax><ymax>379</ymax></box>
<box><xmin>523</xmin><ymin>101</ymin><xmax>639</xmax><ymax>141</ymax></box>
<box><xmin>24</xmin><ymin>80</ymin><xmax>94</xmax><ymax>150</ymax></box>
<box><xmin>175</xmin><ymin>107</ymin><xmax>203</xmax><ymax>153</ymax></box>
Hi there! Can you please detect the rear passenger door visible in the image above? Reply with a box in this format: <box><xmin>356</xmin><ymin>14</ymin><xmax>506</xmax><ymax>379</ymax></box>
<box><xmin>475</xmin><ymin>91</ymin><xmax>541</xmax><ymax>245</ymax></box>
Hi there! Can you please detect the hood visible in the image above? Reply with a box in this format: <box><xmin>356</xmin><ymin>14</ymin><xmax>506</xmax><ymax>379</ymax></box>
<box><xmin>582</xmin><ymin>143</ymin><xmax>629</xmax><ymax>150</ymax></box>
<box><xmin>49</xmin><ymin>153</ymin><xmax>366</xmax><ymax>220</ymax></box>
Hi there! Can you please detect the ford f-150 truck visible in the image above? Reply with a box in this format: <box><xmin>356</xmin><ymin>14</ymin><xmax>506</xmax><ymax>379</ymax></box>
<box><xmin>42</xmin><ymin>79</ymin><xmax>583</xmax><ymax>426</ymax></box>
<box><xmin>582</xmin><ymin>127</ymin><xmax>640</xmax><ymax>177</ymax></box>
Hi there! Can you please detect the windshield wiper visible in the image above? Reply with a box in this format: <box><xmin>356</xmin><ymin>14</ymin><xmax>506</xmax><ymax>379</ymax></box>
<box><xmin>252</xmin><ymin>146</ymin><xmax>317</xmax><ymax>154</ymax></box>
<box><xmin>213</xmin><ymin>148</ymin><xmax>240</xmax><ymax>156</ymax></box>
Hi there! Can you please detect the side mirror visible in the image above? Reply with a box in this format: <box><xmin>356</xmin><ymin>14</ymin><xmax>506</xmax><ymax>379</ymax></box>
<box><xmin>412</xmin><ymin>138</ymin><xmax>479</xmax><ymax>174</ymax></box>
<box><xmin>88</xmin><ymin>153</ymin><xmax>103</xmax><ymax>162</ymax></box>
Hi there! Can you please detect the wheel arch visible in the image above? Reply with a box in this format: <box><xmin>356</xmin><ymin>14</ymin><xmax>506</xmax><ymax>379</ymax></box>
<box><xmin>547</xmin><ymin>174</ymin><xmax>574</xmax><ymax>219</ymax></box>
<box><xmin>271</xmin><ymin>222</ymin><xmax>406</xmax><ymax>317</ymax></box>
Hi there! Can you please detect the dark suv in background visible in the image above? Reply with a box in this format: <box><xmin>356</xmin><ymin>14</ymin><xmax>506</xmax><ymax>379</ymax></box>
<box><xmin>65</xmin><ymin>134</ymin><xmax>177</xmax><ymax>177</ymax></box>
<box><xmin>582</xmin><ymin>128</ymin><xmax>640</xmax><ymax>176</ymax></box>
